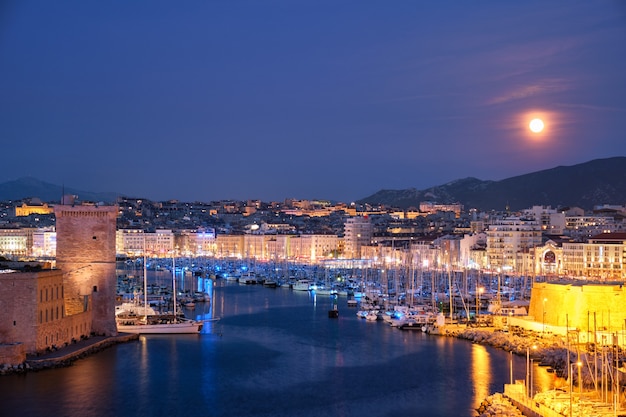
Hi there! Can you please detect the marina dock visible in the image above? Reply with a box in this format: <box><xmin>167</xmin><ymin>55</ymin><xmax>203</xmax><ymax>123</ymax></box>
<box><xmin>23</xmin><ymin>333</ymin><xmax>138</xmax><ymax>372</ymax></box>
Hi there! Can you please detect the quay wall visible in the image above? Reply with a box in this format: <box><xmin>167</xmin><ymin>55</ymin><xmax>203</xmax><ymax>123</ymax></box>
<box><xmin>504</xmin><ymin>384</ymin><xmax>562</xmax><ymax>417</ymax></box>
<box><xmin>507</xmin><ymin>315</ymin><xmax>626</xmax><ymax>347</ymax></box>
<box><xmin>0</xmin><ymin>343</ymin><xmax>25</xmax><ymax>367</ymax></box>
<box><xmin>25</xmin><ymin>333</ymin><xmax>139</xmax><ymax>371</ymax></box>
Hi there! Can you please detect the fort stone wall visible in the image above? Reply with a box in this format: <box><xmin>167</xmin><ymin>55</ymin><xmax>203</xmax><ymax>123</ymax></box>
<box><xmin>529</xmin><ymin>281</ymin><xmax>626</xmax><ymax>335</ymax></box>
<box><xmin>0</xmin><ymin>343</ymin><xmax>26</xmax><ymax>368</ymax></box>
<box><xmin>0</xmin><ymin>269</ymin><xmax>95</xmax><ymax>355</ymax></box>
<box><xmin>54</xmin><ymin>204</ymin><xmax>118</xmax><ymax>336</ymax></box>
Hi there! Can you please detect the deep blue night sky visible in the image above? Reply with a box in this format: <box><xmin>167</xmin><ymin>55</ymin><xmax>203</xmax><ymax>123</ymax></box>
<box><xmin>1</xmin><ymin>1</ymin><xmax>625</xmax><ymax>202</ymax></box>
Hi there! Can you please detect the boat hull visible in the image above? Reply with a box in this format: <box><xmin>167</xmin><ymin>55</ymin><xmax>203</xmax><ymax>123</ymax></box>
<box><xmin>117</xmin><ymin>320</ymin><xmax>203</xmax><ymax>334</ymax></box>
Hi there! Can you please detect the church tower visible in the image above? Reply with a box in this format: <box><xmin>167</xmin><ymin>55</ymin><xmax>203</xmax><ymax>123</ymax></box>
<box><xmin>54</xmin><ymin>203</ymin><xmax>118</xmax><ymax>336</ymax></box>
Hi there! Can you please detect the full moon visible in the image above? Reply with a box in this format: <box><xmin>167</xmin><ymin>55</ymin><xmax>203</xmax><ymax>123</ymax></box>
<box><xmin>529</xmin><ymin>118</ymin><xmax>544</xmax><ymax>133</ymax></box>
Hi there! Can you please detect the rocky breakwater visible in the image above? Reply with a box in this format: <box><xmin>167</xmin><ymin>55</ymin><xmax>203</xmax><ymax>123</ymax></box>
<box><xmin>429</xmin><ymin>323</ymin><xmax>626</xmax><ymax>415</ymax></box>
<box><xmin>476</xmin><ymin>393</ymin><xmax>524</xmax><ymax>417</ymax></box>
<box><xmin>435</xmin><ymin>324</ymin><xmax>570</xmax><ymax>370</ymax></box>
<box><xmin>452</xmin><ymin>326</ymin><xmax>624</xmax><ymax>387</ymax></box>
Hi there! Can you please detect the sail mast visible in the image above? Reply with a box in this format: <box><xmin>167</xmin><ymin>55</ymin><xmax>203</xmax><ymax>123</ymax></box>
<box><xmin>143</xmin><ymin>235</ymin><xmax>148</xmax><ymax>319</ymax></box>
<box><xmin>172</xmin><ymin>250</ymin><xmax>178</xmax><ymax>321</ymax></box>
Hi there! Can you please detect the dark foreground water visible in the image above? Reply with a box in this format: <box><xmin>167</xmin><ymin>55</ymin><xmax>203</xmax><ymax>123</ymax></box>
<box><xmin>0</xmin><ymin>281</ymin><xmax>552</xmax><ymax>417</ymax></box>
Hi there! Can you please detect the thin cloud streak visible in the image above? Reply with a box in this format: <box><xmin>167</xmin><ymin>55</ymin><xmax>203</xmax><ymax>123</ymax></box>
<box><xmin>556</xmin><ymin>103</ymin><xmax>626</xmax><ymax>113</ymax></box>
<box><xmin>486</xmin><ymin>79</ymin><xmax>571</xmax><ymax>106</ymax></box>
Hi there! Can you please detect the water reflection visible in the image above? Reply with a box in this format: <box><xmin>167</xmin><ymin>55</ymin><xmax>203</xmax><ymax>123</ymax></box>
<box><xmin>471</xmin><ymin>343</ymin><xmax>491</xmax><ymax>409</ymax></box>
<box><xmin>533</xmin><ymin>361</ymin><xmax>564</xmax><ymax>394</ymax></box>
<box><xmin>0</xmin><ymin>281</ymin><xmax>537</xmax><ymax>417</ymax></box>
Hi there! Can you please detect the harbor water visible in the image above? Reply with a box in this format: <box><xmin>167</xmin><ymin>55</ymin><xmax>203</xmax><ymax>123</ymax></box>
<box><xmin>0</xmin><ymin>280</ymin><xmax>553</xmax><ymax>417</ymax></box>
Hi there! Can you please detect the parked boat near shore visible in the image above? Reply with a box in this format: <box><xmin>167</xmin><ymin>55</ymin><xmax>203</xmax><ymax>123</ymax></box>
<box><xmin>116</xmin><ymin>253</ymin><xmax>203</xmax><ymax>334</ymax></box>
<box><xmin>117</xmin><ymin>315</ymin><xmax>203</xmax><ymax>334</ymax></box>
<box><xmin>292</xmin><ymin>279</ymin><xmax>313</xmax><ymax>291</ymax></box>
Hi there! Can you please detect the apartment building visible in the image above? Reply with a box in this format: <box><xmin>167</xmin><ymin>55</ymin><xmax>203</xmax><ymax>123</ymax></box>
<box><xmin>486</xmin><ymin>217</ymin><xmax>542</xmax><ymax>271</ymax></box>
<box><xmin>343</xmin><ymin>216</ymin><xmax>373</xmax><ymax>259</ymax></box>
<box><xmin>563</xmin><ymin>232</ymin><xmax>626</xmax><ymax>280</ymax></box>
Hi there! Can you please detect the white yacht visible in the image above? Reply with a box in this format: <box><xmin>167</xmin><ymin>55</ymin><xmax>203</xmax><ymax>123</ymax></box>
<box><xmin>116</xmin><ymin>253</ymin><xmax>204</xmax><ymax>334</ymax></box>
<box><xmin>292</xmin><ymin>279</ymin><xmax>313</xmax><ymax>291</ymax></box>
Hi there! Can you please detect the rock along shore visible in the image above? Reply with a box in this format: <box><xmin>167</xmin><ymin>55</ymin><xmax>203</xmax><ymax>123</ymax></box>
<box><xmin>432</xmin><ymin>323</ymin><xmax>626</xmax><ymax>416</ymax></box>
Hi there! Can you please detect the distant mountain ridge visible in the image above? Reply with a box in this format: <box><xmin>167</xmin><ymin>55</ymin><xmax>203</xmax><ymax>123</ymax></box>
<box><xmin>0</xmin><ymin>177</ymin><xmax>119</xmax><ymax>203</ymax></box>
<box><xmin>358</xmin><ymin>157</ymin><xmax>626</xmax><ymax>211</ymax></box>
<box><xmin>2</xmin><ymin>157</ymin><xmax>625</xmax><ymax>210</ymax></box>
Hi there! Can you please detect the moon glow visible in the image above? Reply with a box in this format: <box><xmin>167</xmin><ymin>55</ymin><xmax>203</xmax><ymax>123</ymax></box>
<box><xmin>529</xmin><ymin>118</ymin><xmax>544</xmax><ymax>133</ymax></box>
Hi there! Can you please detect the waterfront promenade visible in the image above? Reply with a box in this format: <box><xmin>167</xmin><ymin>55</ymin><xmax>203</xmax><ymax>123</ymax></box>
<box><xmin>21</xmin><ymin>333</ymin><xmax>138</xmax><ymax>372</ymax></box>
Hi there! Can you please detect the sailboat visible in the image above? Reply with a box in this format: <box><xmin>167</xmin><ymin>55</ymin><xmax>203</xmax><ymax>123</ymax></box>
<box><xmin>117</xmin><ymin>251</ymin><xmax>204</xmax><ymax>334</ymax></box>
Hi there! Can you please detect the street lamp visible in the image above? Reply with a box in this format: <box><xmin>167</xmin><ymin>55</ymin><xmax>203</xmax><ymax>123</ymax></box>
<box><xmin>526</xmin><ymin>344</ymin><xmax>537</xmax><ymax>399</ymax></box>
<box><xmin>509</xmin><ymin>349</ymin><xmax>513</xmax><ymax>385</ymax></box>
<box><xmin>509</xmin><ymin>311</ymin><xmax>514</xmax><ymax>385</ymax></box>
<box><xmin>569</xmin><ymin>361</ymin><xmax>582</xmax><ymax>417</ymax></box>
<box><xmin>476</xmin><ymin>286</ymin><xmax>484</xmax><ymax>321</ymax></box>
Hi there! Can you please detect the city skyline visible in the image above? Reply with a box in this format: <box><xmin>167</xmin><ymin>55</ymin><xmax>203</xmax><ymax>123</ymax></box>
<box><xmin>1</xmin><ymin>1</ymin><xmax>625</xmax><ymax>203</ymax></box>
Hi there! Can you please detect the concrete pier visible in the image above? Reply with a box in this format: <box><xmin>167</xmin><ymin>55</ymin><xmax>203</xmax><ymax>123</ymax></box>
<box><xmin>17</xmin><ymin>333</ymin><xmax>139</xmax><ymax>372</ymax></box>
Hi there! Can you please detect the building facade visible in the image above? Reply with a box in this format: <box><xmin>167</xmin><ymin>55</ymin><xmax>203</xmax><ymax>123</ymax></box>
<box><xmin>562</xmin><ymin>233</ymin><xmax>626</xmax><ymax>281</ymax></box>
<box><xmin>0</xmin><ymin>267</ymin><xmax>92</xmax><ymax>356</ymax></box>
<box><xmin>14</xmin><ymin>203</ymin><xmax>54</xmax><ymax>217</ymax></box>
<box><xmin>486</xmin><ymin>217</ymin><xmax>542</xmax><ymax>272</ymax></box>
<box><xmin>343</xmin><ymin>216</ymin><xmax>373</xmax><ymax>259</ymax></box>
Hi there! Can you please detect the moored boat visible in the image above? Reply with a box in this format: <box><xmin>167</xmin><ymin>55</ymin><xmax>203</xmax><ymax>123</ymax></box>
<box><xmin>292</xmin><ymin>279</ymin><xmax>313</xmax><ymax>291</ymax></box>
<box><xmin>116</xmin><ymin>251</ymin><xmax>204</xmax><ymax>334</ymax></box>
<box><xmin>117</xmin><ymin>315</ymin><xmax>204</xmax><ymax>334</ymax></box>
<box><xmin>263</xmin><ymin>280</ymin><xmax>278</xmax><ymax>288</ymax></box>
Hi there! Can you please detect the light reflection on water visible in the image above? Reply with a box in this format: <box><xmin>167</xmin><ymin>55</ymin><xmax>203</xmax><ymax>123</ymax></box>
<box><xmin>471</xmin><ymin>343</ymin><xmax>491</xmax><ymax>410</ymax></box>
<box><xmin>0</xmin><ymin>281</ymin><xmax>554</xmax><ymax>417</ymax></box>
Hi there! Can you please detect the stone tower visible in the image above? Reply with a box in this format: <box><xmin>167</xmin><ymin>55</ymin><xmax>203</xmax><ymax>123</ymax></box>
<box><xmin>54</xmin><ymin>203</ymin><xmax>118</xmax><ymax>336</ymax></box>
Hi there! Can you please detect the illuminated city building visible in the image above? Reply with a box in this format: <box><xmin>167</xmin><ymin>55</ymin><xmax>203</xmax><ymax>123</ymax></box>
<box><xmin>116</xmin><ymin>229</ymin><xmax>145</xmax><ymax>257</ymax></box>
<box><xmin>0</xmin><ymin>229</ymin><xmax>28</xmax><ymax>257</ymax></box>
<box><xmin>565</xmin><ymin>214</ymin><xmax>622</xmax><ymax>239</ymax></box>
<box><xmin>32</xmin><ymin>227</ymin><xmax>56</xmax><ymax>258</ymax></box>
<box><xmin>522</xmin><ymin>206</ymin><xmax>565</xmax><ymax>234</ymax></box>
<box><xmin>145</xmin><ymin>229</ymin><xmax>174</xmax><ymax>257</ymax></box>
<box><xmin>287</xmin><ymin>234</ymin><xmax>339</xmax><ymax>261</ymax></box>
<box><xmin>177</xmin><ymin>228</ymin><xmax>216</xmax><ymax>256</ymax></box>
<box><xmin>419</xmin><ymin>201</ymin><xmax>463</xmax><ymax>218</ymax></box>
<box><xmin>215</xmin><ymin>234</ymin><xmax>245</xmax><ymax>258</ymax></box>
<box><xmin>562</xmin><ymin>232</ymin><xmax>626</xmax><ymax>280</ymax></box>
<box><xmin>343</xmin><ymin>216</ymin><xmax>373</xmax><ymax>259</ymax></box>
<box><xmin>264</xmin><ymin>235</ymin><xmax>290</xmax><ymax>260</ymax></box>
<box><xmin>486</xmin><ymin>217</ymin><xmax>542</xmax><ymax>272</ymax></box>
<box><xmin>14</xmin><ymin>202</ymin><xmax>54</xmax><ymax>217</ymax></box>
